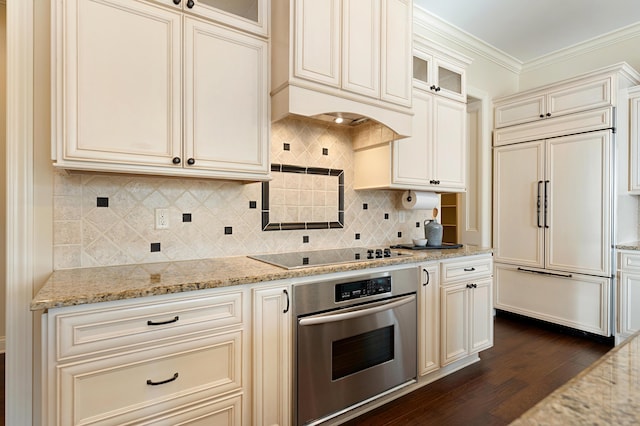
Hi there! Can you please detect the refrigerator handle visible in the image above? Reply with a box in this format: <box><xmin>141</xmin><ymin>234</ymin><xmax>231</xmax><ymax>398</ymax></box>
<box><xmin>537</xmin><ymin>180</ymin><xmax>543</xmax><ymax>228</ymax></box>
<box><xmin>544</xmin><ymin>180</ymin><xmax>550</xmax><ymax>228</ymax></box>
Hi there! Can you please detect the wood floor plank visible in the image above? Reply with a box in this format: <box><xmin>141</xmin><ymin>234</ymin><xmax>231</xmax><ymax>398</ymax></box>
<box><xmin>343</xmin><ymin>313</ymin><xmax>612</xmax><ymax>426</ymax></box>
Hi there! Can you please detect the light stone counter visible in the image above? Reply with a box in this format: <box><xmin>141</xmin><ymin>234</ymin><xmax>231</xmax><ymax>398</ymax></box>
<box><xmin>31</xmin><ymin>245</ymin><xmax>492</xmax><ymax>311</ymax></box>
<box><xmin>616</xmin><ymin>241</ymin><xmax>640</xmax><ymax>251</ymax></box>
<box><xmin>511</xmin><ymin>332</ymin><xmax>640</xmax><ymax>425</ymax></box>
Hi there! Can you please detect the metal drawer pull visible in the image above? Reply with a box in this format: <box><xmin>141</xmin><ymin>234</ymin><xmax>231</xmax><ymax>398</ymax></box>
<box><xmin>463</xmin><ymin>267</ymin><xmax>476</xmax><ymax>272</ymax></box>
<box><xmin>517</xmin><ymin>267</ymin><xmax>572</xmax><ymax>278</ymax></box>
<box><xmin>299</xmin><ymin>295</ymin><xmax>415</xmax><ymax>326</ymax></box>
<box><xmin>423</xmin><ymin>268</ymin><xmax>430</xmax><ymax>286</ymax></box>
<box><xmin>147</xmin><ymin>316</ymin><xmax>179</xmax><ymax>326</ymax></box>
<box><xmin>283</xmin><ymin>289</ymin><xmax>290</xmax><ymax>314</ymax></box>
<box><xmin>146</xmin><ymin>372</ymin><xmax>178</xmax><ymax>386</ymax></box>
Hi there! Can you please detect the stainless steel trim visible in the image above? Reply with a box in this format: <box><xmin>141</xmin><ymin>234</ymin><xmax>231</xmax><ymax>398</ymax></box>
<box><xmin>298</xmin><ymin>295</ymin><xmax>415</xmax><ymax>326</ymax></box>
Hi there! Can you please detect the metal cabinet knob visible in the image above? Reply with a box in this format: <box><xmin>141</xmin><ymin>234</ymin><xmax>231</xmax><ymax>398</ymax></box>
<box><xmin>173</xmin><ymin>0</ymin><xmax>181</xmax><ymax>4</ymax></box>
<box><xmin>187</xmin><ymin>0</ymin><xmax>194</xmax><ymax>8</ymax></box>
<box><xmin>187</xmin><ymin>158</ymin><xmax>195</xmax><ymax>165</ymax></box>
<box><xmin>172</xmin><ymin>157</ymin><xmax>181</xmax><ymax>164</ymax></box>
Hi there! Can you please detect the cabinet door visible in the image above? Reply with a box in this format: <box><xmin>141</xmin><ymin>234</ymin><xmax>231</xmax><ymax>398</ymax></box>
<box><xmin>469</xmin><ymin>278</ymin><xmax>493</xmax><ymax>353</ymax></box>
<box><xmin>60</xmin><ymin>0</ymin><xmax>182</xmax><ymax>166</ymax></box>
<box><xmin>184</xmin><ymin>18</ymin><xmax>269</xmax><ymax>175</ymax></box>
<box><xmin>630</xmin><ymin>93</ymin><xmax>640</xmax><ymax>193</ymax></box>
<box><xmin>547</xmin><ymin>77</ymin><xmax>612</xmax><ymax>118</ymax></box>
<box><xmin>433</xmin><ymin>58</ymin><xmax>466</xmax><ymax>102</ymax></box>
<box><xmin>418</xmin><ymin>263</ymin><xmax>439</xmax><ymax>375</ymax></box>
<box><xmin>252</xmin><ymin>286</ymin><xmax>291</xmax><ymax>426</ymax></box>
<box><xmin>294</xmin><ymin>0</ymin><xmax>341</xmax><ymax>87</ymax></box>
<box><xmin>494</xmin><ymin>95</ymin><xmax>546</xmax><ymax>128</ymax></box>
<box><xmin>393</xmin><ymin>91</ymin><xmax>433</xmax><ymax>186</ymax></box>
<box><xmin>440</xmin><ymin>283</ymin><xmax>468</xmax><ymax>366</ymax></box>
<box><xmin>431</xmin><ymin>97</ymin><xmax>466</xmax><ymax>190</ymax></box>
<box><xmin>380</xmin><ymin>0</ymin><xmax>412</xmax><ymax>106</ymax></box>
<box><xmin>493</xmin><ymin>141</ymin><xmax>545</xmax><ymax>268</ymax></box>
<box><xmin>545</xmin><ymin>131</ymin><xmax>611</xmax><ymax>275</ymax></box>
<box><xmin>342</xmin><ymin>0</ymin><xmax>380</xmax><ymax>99</ymax></box>
<box><xmin>619</xmin><ymin>272</ymin><xmax>640</xmax><ymax>336</ymax></box>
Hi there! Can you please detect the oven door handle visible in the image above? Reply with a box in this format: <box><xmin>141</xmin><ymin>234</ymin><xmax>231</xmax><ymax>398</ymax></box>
<box><xmin>298</xmin><ymin>294</ymin><xmax>415</xmax><ymax>326</ymax></box>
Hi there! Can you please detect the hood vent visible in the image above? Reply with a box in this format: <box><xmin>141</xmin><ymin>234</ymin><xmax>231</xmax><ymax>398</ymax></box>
<box><xmin>271</xmin><ymin>84</ymin><xmax>413</xmax><ymax>140</ymax></box>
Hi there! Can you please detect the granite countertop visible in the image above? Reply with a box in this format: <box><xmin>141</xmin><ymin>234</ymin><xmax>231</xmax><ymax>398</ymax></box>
<box><xmin>511</xmin><ymin>332</ymin><xmax>640</xmax><ymax>425</ymax></box>
<box><xmin>31</xmin><ymin>245</ymin><xmax>492</xmax><ymax>311</ymax></box>
<box><xmin>616</xmin><ymin>241</ymin><xmax>640</xmax><ymax>251</ymax></box>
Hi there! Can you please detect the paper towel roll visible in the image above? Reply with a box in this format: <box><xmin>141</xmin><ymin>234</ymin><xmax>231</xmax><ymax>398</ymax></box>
<box><xmin>401</xmin><ymin>191</ymin><xmax>438</xmax><ymax>210</ymax></box>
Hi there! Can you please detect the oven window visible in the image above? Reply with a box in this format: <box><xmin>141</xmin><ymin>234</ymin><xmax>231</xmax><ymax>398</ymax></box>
<box><xmin>332</xmin><ymin>325</ymin><xmax>394</xmax><ymax>381</ymax></box>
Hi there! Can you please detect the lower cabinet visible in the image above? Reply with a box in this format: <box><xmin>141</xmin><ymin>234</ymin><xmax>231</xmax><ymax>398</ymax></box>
<box><xmin>252</xmin><ymin>283</ymin><xmax>291</xmax><ymax>426</ymax></box>
<box><xmin>43</xmin><ymin>288</ymin><xmax>250</xmax><ymax>426</ymax></box>
<box><xmin>418</xmin><ymin>262</ymin><xmax>440</xmax><ymax>375</ymax></box>
<box><xmin>439</xmin><ymin>255</ymin><xmax>493</xmax><ymax>366</ymax></box>
<box><xmin>617</xmin><ymin>250</ymin><xmax>640</xmax><ymax>341</ymax></box>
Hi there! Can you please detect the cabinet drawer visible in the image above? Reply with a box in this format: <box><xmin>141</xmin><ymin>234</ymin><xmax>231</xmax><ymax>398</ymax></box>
<box><xmin>58</xmin><ymin>330</ymin><xmax>243</xmax><ymax>426</ymax></box>
<box><xmin>440</xmin><ymin>256</ymin><xmax>492</xmax><ymax>284</ymax></box>
<box><xmin>55</xmin><ymin>290</ymin><xmax>244</xmax><ymax>361</ymax></box>
<box><xmin>619</xmin><ymin>251</ymin><xmax>640</xmax><ymax>271</ymax></box>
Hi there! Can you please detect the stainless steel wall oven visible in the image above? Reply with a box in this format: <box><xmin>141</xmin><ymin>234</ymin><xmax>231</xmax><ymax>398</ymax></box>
<box><xmin>293</xmin><ymin>266</ymin><xmax>418</xmax><ymax>425</ymax></box>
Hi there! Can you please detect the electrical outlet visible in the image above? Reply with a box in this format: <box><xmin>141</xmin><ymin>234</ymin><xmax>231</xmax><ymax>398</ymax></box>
<box><xmin>155</xmin><ymin>208</ymin><xmax>169</xmax><ymax>230</ymax></box>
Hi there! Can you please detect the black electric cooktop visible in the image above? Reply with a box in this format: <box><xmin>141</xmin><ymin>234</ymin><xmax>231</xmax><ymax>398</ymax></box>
<box><xmin>248</xmin><ymin>247</ymin><xmax>410</xmax><ymax>270</ymax></box>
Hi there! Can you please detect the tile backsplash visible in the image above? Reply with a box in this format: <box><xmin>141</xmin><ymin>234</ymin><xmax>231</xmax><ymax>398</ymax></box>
<box><xmin>53</xmin><ymin>117</ymin><xmax>433</xmax><ymax>269</ymax></box>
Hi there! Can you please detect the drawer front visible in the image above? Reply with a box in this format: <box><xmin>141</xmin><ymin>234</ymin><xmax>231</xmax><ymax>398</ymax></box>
<box><xmin>55</xmin><ymin>290</ymin><xmax>244</xmax><ymax>361</ymax></box>
<box><xmin>441</xmin><ymin>256</ymin><xmax>493</xmax><ymax>284</ymax></box>
<box><xmin>58</xmin><ymin>330</ymin><xmax>243</xmax><ymax>426</ymax></box>
<box><xmin>619</xmin><ymin>251</ymin><xmax>640</xmax><ymax>271</ymax></box>
<box><xmin>140</xmin><ymin>392</ymin><xmax>243</xmax><ymax>426</ymax></box>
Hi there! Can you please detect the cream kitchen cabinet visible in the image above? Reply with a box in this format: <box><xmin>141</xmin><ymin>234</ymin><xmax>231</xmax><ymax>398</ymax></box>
<box><xmin>271</xmin><ymin>0</ymin><xmax>413</xmax><ymax>136</ymax></box>
<box><xmin>43</xmin><ymin>288</ymin><xmax>250</xmax><ymax>425</ymax></box>
<box><xmin>412</xmin><ymin>36</ymin><xmax>468</xmax><ymax>103</ymax></box>
<box><xmin>617</xmin><ymin>251</ymin><xmax>640</xmax><ymax>342</ymax></box>
<box><xmin>439</xmin><ymin>255</ymin><xmax>493</xmax><ymax>366</ymax></box>
<box><xmin>418</xmin><ymin>262</ymin><xmax>440</xmax><ymax>376</ymax></box>
<box><xmin>152</xmin><ymin>0</ymin><xmax>269</xmax><ymax>37</ymax></box>
<box><xmin>52</xmin><ymin>0</ymin><xmax>269</xmax><ymax>181</ymax></box>
<box><xmin>493</xmin><ymin>66</ymin><xmax>635</xmax><ymax>129</ymax></box>
<box><xmin>629</xmin><ymin>86</ymin><xmax>640</xmax><ymax>193</ymax></box>
<box><xmin>252</xmin><ymin>284</ymin><xmax>291</xmax><ymax>426</ymax></box>
<box><xmin>353</xmin><ymin>85</ymin><xmax>466</xmax><ymax>191</ymax></box>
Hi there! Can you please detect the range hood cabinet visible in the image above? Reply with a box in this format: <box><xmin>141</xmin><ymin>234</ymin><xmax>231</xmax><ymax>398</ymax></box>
<box><xmin>271</xmin><ymin>0</ymin><xmax>414</xmax><ymax>139</ymax></box>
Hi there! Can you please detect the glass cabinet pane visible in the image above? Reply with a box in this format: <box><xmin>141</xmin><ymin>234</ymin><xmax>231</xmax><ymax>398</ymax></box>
<box><xmin>438</xmin><ymin>66</ymin><xmax>462</xmax><ymax>95</ymax></box>
<box><xmin>413</xmin><ymin>56</ymin><xmax>429</xmax><ymax>84</ymax></box>
<box><xmin>198</xmin><ymin>0</ymin><xmax>258</xmax><ymax>23</ymax></box>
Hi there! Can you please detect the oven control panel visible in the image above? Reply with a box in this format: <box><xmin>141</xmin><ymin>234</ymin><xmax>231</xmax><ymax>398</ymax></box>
<box><xmin>335</xmin><ymin>276</ymin><xmax>391</xmax><ymax>302</ymax></box>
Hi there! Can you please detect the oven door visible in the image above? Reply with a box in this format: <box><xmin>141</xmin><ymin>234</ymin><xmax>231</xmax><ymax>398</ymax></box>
<box><xmin>296</xmin><ymin>294</ymin><xmax>417</xmax><ymax>425</ymax></box>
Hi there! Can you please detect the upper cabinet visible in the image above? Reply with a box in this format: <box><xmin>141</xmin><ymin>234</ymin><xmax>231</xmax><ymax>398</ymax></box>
<box><xmin>52</xmin><ymin>0</ymin><xmax>270</xmax><ymax>181</ymax></box>
<box><xmin>629</xmin><ymin>86</ymin><xmax>640</xmax><ymax>193</ymax></box>
<box><xmin>353</xmin><ymin>38</ymin><xmax>470</xmax><ymax>192</ymax></box>
<box><xmin>494</xmin><ymin>69</ymin><xmax>625</xmax><ymax>129</ymax></box>
<box><xmin>412</xmin><ymin>36</ymin><xmax>467</xmax><ymax>103</ymax></box>
<box><xmin>271</xmin><ymin>0</ymin><xmax>413</xmax><ymax>137</ymax></box>
<box><xmin>152</xmin><ymin>0</ymin><xmax>269</xmax><ymax>36</ymax></box>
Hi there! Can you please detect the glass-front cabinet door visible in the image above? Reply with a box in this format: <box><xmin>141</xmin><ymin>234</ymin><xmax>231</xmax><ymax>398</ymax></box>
<box><xmin>412</xmin><ymin>48</ymin><xmax>467</xmax><ymax>102</ymax></box>
<box><xmin>434</xmin><ymin>59</ymin><xmax>465</xmax><ymax>101</ymax></box>
<box><xmin>160</xmin><ymin>0</ymin><xmax>269</xmax><ymax>36</ymax></box>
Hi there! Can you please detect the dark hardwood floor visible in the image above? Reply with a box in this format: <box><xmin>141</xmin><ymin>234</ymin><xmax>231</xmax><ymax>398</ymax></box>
<box><xmin>344</xmin><ymin>312</ymin><xmax>613</xmax><ymax>426</ymax></box>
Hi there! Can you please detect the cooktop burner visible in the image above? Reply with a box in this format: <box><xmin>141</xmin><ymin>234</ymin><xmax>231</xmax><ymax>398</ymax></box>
<box><xmin>248</xmin><ymin>247</ymin><xmax>410</xmax><ymax>270</ymax></box>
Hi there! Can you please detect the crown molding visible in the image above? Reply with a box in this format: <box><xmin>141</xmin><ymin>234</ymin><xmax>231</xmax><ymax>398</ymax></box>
<box><xmin>413</xmin><ymin>5</ymin><xmax>523</xmax><ymax>74</ymax></box>
<box><xmin>522</xmin><ymin>21</ymin><xmax>640</xmax><ymax>73</ymax></box>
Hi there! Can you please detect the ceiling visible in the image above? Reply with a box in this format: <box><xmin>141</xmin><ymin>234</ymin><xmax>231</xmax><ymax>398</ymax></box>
<box><xmin>413</xmin><ymin>0</ymin><xmax>640</xmax><ymax>63</ymax></box>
